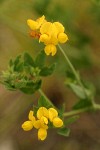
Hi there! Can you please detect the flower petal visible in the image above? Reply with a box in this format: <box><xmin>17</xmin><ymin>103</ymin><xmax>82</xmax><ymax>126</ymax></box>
<box><xmin>27</xmin><ymin>19</ymin><xmax>38</xmax><ymax>30</ymax></box>
<box><xmin>38</xmin><ymin>128</ymin><xmax>47</xmax><ymax>141</ymax></box>
<box><xmin>22</xmin><ymin>121</ymin><xmax>33</xmax><ymax>131</ymax></box>
<box><xmin>37</xmin><ymin>107</ymin><xmax>49</xmax><ymax>119</ymax></box>
<box><xmin>40</xmin><ymin>22</ymin><xmax>52</xmax><ymax>34</ymax></box>
<box><xmin>54</xmin><ymin>22</ymin><xmax>65</xmax><ymax>33</ymax></box>
<box><xmin>58</xmin><ymin>32</ymin><xmax>68</xmax><ymax>43</ymax></box>
<box><xmin>28</xmin><ymin>110</ymin><xmax>36</xmax><ymax>122</ymax></box>
<box><xmin>53</xmin><ymin>117</ymin><xmax>63</xmax><ymax>127</ymax></box>
<box><xmin>48</xmin><ymin>108</ymin><xmax>58</xmax><ymax>122</ymax></box>
<box><xmin>44</xmin><ymin>44</ymin><xmax>57</xmax><ymax>56</ymax></box>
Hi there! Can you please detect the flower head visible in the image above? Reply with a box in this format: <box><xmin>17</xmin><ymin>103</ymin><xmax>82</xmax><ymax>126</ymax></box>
<box><xmin>27</xmin><ymin>16</ymin><xmax>68</xmax><ymax>56</ymax></box>
<box><xmin>22</xmin><ymin>111</ymin><xmax>35</xmax><ymax>131</ymax></box>
<box><xmin>27</xmin><ymin>15</ymin><xmax>46</xmax><ymax>31</ymax></box>
<box><xmin>22</xmin><ymin>107</ymin><xmax>63</xmax><ymax>141</ymax></box>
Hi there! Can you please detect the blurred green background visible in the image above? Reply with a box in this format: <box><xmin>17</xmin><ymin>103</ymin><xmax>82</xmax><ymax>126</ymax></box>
<box><xmin>0</xmin><ymin>0</ymin><xmax>100</xmax><ymax>150</ymax></box>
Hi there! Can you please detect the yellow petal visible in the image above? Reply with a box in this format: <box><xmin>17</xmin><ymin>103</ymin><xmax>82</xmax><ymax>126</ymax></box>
<box><xmin>44</xmin><ymin>44</ymin><xmax>57</xmax><ymax>56</ymax></box>
<box><xmin>38</xmin><ymin>128</ymin><xmax>47</xmax><ymax>141</ymax></box>
<box><xmin>41</xmin><ymin>124</ymin><xmax>48</xmax><ymax>130</ymax></box>
<box><xmin>39</xmin><ymin>34</ymin><xmax>50</xmax><ymax>44</ymax></box>
<box><xmin>58</xmin><ymin>32</ymin><xmax>68</xmax><ymax>43</ymax></box>
<box><xmin>36</xmin><ymin>15</ymin><xmax>46</xmax><ymax>27</ymax></box>
<box><xmin>37</xmin><ymin>107</ymin><xmax>49</xmax><ymax>119</ymax></box>
<box><xmin>36</xmin><ymin>15</ymin><xmax>45</xmax><ymax>22</ymax></box>
<box><xmin>34</xmin><ymin>120</ymin><xmax>41</xmax><ymax>129</ymax></box>
<box><xmin>48</xmin><ymin>108</ymin><xmax>58</xmax><ymax>122</ymax></box>
<box><xmin>40</xmin><ymin>116</ymin><xmax>48</xmax><ymax>125</ymax></box>
<box><xmin>54</xmin><ymin>22</ymin><xmax>65</xmax><ymax>33</ymax></box>
<box><xmin>27</xmin><ymin>19</ymin><xmax>38</xmax><ymax>30</ymax></box>
<box><xmin>28</xmin><ymin>110</ymin><xmax>36</xmax><ymax>122</ymax></box>
<box><xmin>53</xmin><ymin>117</ymin><xmax>63</xmax><ymax>127</ymax></box>
<box><xmin>40</xmin><ymin>22</ymin><xmax>52</xmax><ymax>34</ymax></box>
<box><xmin>50</xmin><ymin>35</ymin><xmax>58</xmax><ymax>45</ymax></box>
<box><xmin>22</xmin><ymin>121</ymin><xmax>33</xmax><ymax>131</ymax></box>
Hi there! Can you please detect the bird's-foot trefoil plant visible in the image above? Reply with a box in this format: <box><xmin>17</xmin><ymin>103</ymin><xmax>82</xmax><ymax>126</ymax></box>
<box><xmin>0</xmin><ymin>15</ymin><xmax>100</xmax><ymax>141</ymax></box>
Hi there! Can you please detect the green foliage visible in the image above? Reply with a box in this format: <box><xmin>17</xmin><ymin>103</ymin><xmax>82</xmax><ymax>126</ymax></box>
<box><xmin>57</xmin><ymin>127</ymin><xmax>70</xmax><ymax>137</ymax></box>
<box><xmin>73</xmin><ymin>99</ymin><xmax>92</xmax><ymax>110</ymax></box>
<box><xmin>1</xmin><ymin>51</ymin><xmax>56</xmax><ymax>94</ymax></box>
<box><xmin>64</xmin><ymin>115</ymin><xmax>79</xmax><ymax>126</ymax></box>
<box><xmin>40</xmin><ymin>63</ymin><xmax>56</xmax><ymax>76</ymax></box>
<box><xmin>24</xmin><ymin>53</ymin><xmax>35</xmax><ymax>67</ymax></box>
<box><xmin>35</xmin><ymin>50</ymin><xmax>45</xmax><ymax>68</ymax></box>
<box><xmin>38</xmin><ymin>96</ymin><xmax>52</xmax><ymax>108</ymax></box>
<box><xmin>65</xmin><ymin>70</ymin><xmax>95</xmax><ymax>100</ymax></box>
<box><xmin>20</xmin><ymin>80</ymin><xmax>42</xmax><ymax>94</ymax></box>
<box><xmin>58</xmin><ymin>104</ymin><xmax>65</xmax><ymax>118</ymax></box>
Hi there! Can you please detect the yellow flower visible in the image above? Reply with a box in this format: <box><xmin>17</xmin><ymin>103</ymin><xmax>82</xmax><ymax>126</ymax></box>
<box><xmin>53</xmin><ymin>117</ymin><xmax>63</xmax><ymax>127</ymax></box>
<box><xmin>40</xmin><ymin>116</ymin><xmax>48</xmax><ymax>125</ymax></box>
<box><xmin>22</xmin><ymin>110</ymin><xmax>35</xmax><ymax>131</ymax></box>
<box><xmin>28</xmin><ymin>110</ymin><xmax>36</xmax><ymax>121</ymax></box>
<box><xmin>38</xmin><ymin>128</ymin><xmax>47</xmax><ymax>141</ymax></box>
<box><xmin>40</xmin><ymin>22</ymin><xmax>58</xmax><ymax>36</ymax></box>
<box><xmin>39</xmin><ymin>21</ymin><xmax>68</xmax><ymax>56</ymax></box>
<box><xmin>44</xmin><ymin>44</ymin><xmax>57</xmax><ymax>56</ymax></box>
<box><xmin>22</xmin><ymin>107</ymin><xmax>63</xmax><ymax>141</ymax></box>
<box><xmin>33</xmin><ymin>119</ymin><xmax>48</xmax><ymax>130</ymax></box>
<box><xmin>37</xmin><ymin>107</ymin><xmax>49</xmax><ymax>119</ymax></box>
<box><xmin>48</xmin><ymin>108</ymin><xmax>58</xmax><ymax>122</ymax></box>
<box><xmin>22</xmin><ymin>121</ymin><xmax>33</xmax><ymax>131</ymax></box>
<box><xmin>58</xmin><ymin>33</ymin><xmax>68</xmax><ymax>43</ymax></box>
<box><xmin>48</xmin><ymin>108</ymin><xmax>63</xmax><ymax>127</ymax></box>
<box><xmin>22</xmin><ymin>110</ymin><xmax>48</xmax><ymax>141</ymax></box>
<box><xmin>27</xmin><ymin>16</ymin><xmax>68</xmax><ymax>56</ymax></box>
<box><xmin>27</xmin><ymin>15</ymin><xmax>46</xmax><ymax>30</ymax></box>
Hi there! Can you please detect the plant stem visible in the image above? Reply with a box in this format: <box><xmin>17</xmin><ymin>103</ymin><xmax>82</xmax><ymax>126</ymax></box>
<box><xmin>64</xmin><ymin>103</ymin><xmax>100</xmax><ymax>117</ymax></box>
<box><xmin>63</xmin><ymin>107</ymin><xmax>93</xmax><ymax>117</ymax></box>
<box><xmin>58</xmin><ymin>44</ymin><xmax>88</xmax><ymax>98</ymax></box>
<box><xmin>38</xmin><ymin>89</ymin><xmax>54</xmax><ymax>107</ymax></box>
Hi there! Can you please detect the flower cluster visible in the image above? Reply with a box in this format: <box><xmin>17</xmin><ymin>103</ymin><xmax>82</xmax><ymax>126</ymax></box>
<box><xmin>27</xmin><ymin>15</ymin><xmax>68</xmax><ymax>56</ymax></box>
<box><xmin>22</xmin><ymin>107</ymin><xmax>63</xmax><ymax>141</ymax></box>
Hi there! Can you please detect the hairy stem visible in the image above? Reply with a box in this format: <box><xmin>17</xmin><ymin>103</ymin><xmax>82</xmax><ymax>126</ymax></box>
<box><xmin>58</xmin><ymin>44</ymin><xmax>88</xmax><ymax>99</ymax></box>
<box><xmin>63</xmin><ymin>107</ymin><xmax>93</xmax><ymax>117</ymax></box>
<box><xmin>38</xmin><ymin>89</ymin><xmax>54</xmax><ymax>107</ymax></box>
<box><xmin>64</xmin><ymin>103</ymin><xmax>100</xmax><ymax>117</ymax></box>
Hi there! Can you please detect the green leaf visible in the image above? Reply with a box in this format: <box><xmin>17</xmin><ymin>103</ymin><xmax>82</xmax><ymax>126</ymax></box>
<box><xmin>14</xmin><ymin>55</ymin><xmax>21</xmax><ymax>71</ymax></box>
<box><xmin>64</xmin><ymin>115</ymin><xmax>79</xmax><ymax>126</ymax></box>
<box><xmin>39</xmin><ymin>63</ymin><xmax>56</xmax><ymax>76</ymax></box>
<box><xmin>67</xmin><ymin>83</ymin><xmax>86</xmax><ymax>99</ymax></box>
<box><xmin>66</xmin><ymin>70</ymin><xmax>76</xmax><ymax>81</ymax></box>
<box><xmin>73</xmin><ymin>99</ymin><xmax>92</xmax><ymax>110</ymax></box>
<box><xmin>15</xmin><ymin>62</ymin><xmax>24</xmax><ymax>72</ymax></box>
<box><xmin>9</xmin><ymin>59</ymin><xmax>13</xmax><ymax>67</ymax></box>
<box><xmin>58</xmin><ymin>104</ymin><xmax>65</xmax><ymax>118</ymax></box>
<box><xmin>35</xmin><ymin>50</ymin><xmax>45</xmax><ymax>68</ymax></box>
<box><xmin>57</xmin><ymin>127</ymin><xmax>70</xmax><ymax>137</ymax></box>
<box><xmin>38</xmin><ymin>96</ymin><xmax>51</xmax><ymax>108</ymax></box>
<box><xmin>82</xmin><ymin>81</ymin><xmax>96</xmax><ymax>99</ymax></box>
<box><xmin>33</xmin><ymin>106</ymin><xmax>39</xmax><ymax>116</ymax></box>
<box><xmin>20</xmin><ymin>80</ymin><xmax>42</xmax><ymax>94</ymax></box>
<box><xmin>24</xmin><ymin>53</ymin><xmax>34</xmax><ymax>67</ymax></box>
<box><xmin>14</xmin><ymin>55</ymin><xmax>21</xmax><ymax>66</ymax></box>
